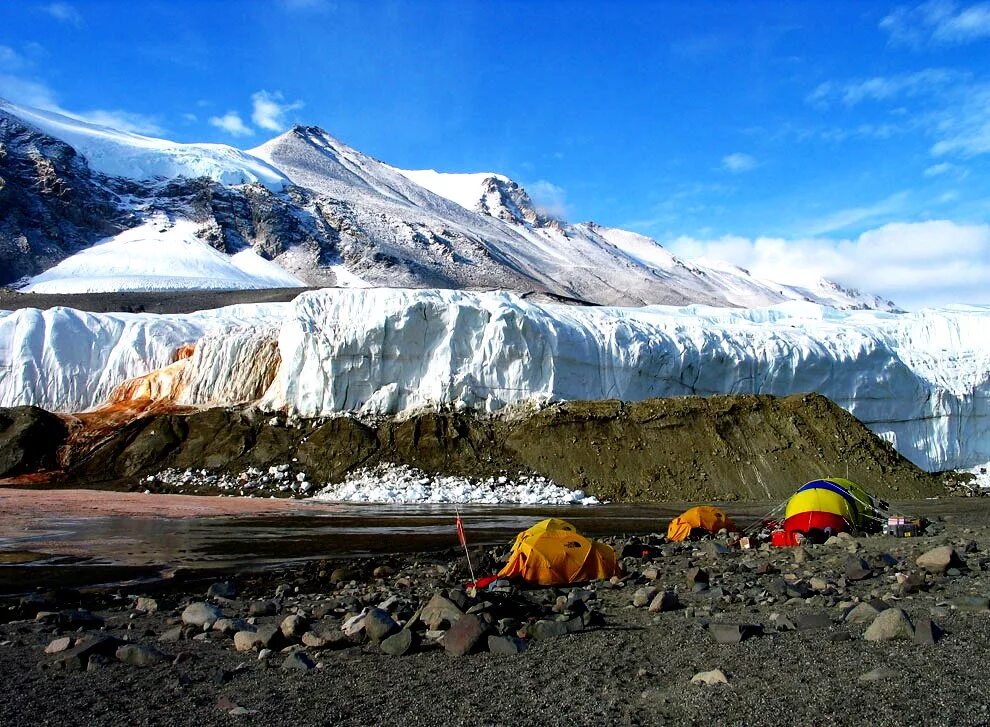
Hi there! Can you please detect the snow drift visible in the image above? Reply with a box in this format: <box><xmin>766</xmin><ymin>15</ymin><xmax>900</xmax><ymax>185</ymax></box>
<box><xmin>2</xmin><ymin>288</ymin><xmax>988</xmax><ymax>472</ymax></box>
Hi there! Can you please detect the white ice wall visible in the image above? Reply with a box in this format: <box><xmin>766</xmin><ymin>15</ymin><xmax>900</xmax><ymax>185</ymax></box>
<box><xmin>2</xmin><ymin>289</ymin><xmax>988</xmax><ymax>472</ymax></box>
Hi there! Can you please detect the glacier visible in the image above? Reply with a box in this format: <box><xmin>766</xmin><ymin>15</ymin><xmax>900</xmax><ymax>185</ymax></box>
<box><xmin>1</xmin><ymin>288</ymin><xmax>987</xmax><ymax>472</ymax></box>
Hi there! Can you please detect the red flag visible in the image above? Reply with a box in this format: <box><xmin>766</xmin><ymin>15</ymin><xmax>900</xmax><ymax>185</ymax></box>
<box><xmin>456</xmin><ymin>512</ymin><xmax>467</xmax><ymax>547</ymax></box>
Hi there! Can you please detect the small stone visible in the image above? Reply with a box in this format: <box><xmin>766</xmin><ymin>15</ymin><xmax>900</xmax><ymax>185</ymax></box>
<box><xmin>248</xmin><ymin>600</ymin><xmax>277</xmax><ymax>617</ymax></box>
<box><xmin>443</xmin><ymin>614</ymin><xmax>486</xmax><ymax>656</ymax></box>
<box><xmin>648</xmin><ymin>591</ymin><xmax>680</xmax><ymax>613</ymax></box>
<box><xmin>282</xmin><ymin>652</ymin><xmax>315</xmax><ymax>671</ymax></box>
<box><xmin>207</xmin><ymin>581</ymin><xmax>237</xmax><ymax>601</ymax></box>
<box><xmin>488</xmin><ymin>635</ymin><xmax>527</xmax><ymax>655</ymax></box>
<box><xmin>686</xmin><ymin>567</ymin><xmax>709</xmax><ymax>588</ymax></box>
<box><xmin>632</xmin><ymin>587</ymin><xmax>659</xmax><ymax>608</ymax></box>
<box><xmin>158</xmin><ymin>626</ymin><xmax>185</xmax><ymax>643</ymax></box>
<box><xmin>373</xmin><ymin>565</ymin><xmax>395</xmax><ymax>578</ymax></box>
<box><xmin>809</xmin><ymin>577</ymin><xmax>828</xmax><ymax>592</ymax></box>
<box><xmin>916</xmin><ymin>546</ymin><xmax>962</xmax><ymax>574</ymax></box>
<box><xmin>364</xmin><ymin>608</ymin><xmax>400</xmax><ymax>643</ymax></box>
<box><xmin>845</xmin><ymin>557</ymin><xmax>872</xmax><ymax>581</ymax></box>
<box><xmin>380</xmin><ymin>629</ymin><xmax>415</xmax><ymax>656</ymax></box>
<box><xmin>912</xmin><ymin>617</ymin><xmax>942</xmax><ymax>645</ymax></box>
<box><xmin>213</xmin><ymin>618</ymin><xmax>251</xmax><ymax>636</ymax></box>
<box><xmin>863</xmin><ymin>608</ymin><xmax>914</xmax><ymax>641</ymax></box>
<box><xmin>44</xmin><ymin>637</ymin><xmax>73</xmax><ymax>654</ymax></box>
<box><xmin>709</xmin><ymin>623</ymin><xmax>759</xmax><ymax>644</ymax></box>
<box><xmin>181</xmin><ymin>602</ymin><xmax>222</xmax><ymax>629</ymax></box>
<box><xmin>691</xmin><ymin>669</ymin><xmax>728</xmax><ymax>686</ymax></box>
<box><xmin>134</xmin><ymin>597</ymin><xmax>159</xmax><ymax>613</ymax></box>
<box><xmin>116</xmin><ymin>644</ymin><xmax>168</xmax><ymax>667</ymax></box>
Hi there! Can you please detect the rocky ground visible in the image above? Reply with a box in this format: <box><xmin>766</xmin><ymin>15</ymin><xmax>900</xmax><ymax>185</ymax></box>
<box><xmin>0</xmin><ymin>287</ymin><xmax>309</xmax><ymax>315</ymax></box>
<box><xmin>2</xmin><ymin>504</ymin><xmax>990</xmax><ymax>726</ymax></box>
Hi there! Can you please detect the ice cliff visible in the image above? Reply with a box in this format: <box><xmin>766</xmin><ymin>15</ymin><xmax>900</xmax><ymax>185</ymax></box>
<box><xmin>1</xmin><ymin>289</ymin><xmax>987</xmax><ymax>472</ymax></box>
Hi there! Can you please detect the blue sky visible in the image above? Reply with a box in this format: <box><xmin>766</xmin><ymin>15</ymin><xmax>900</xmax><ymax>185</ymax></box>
<box><xmin>2</xmin><ymin>0</ymin><xmax>990</xmax><ymax>307</ymax></box>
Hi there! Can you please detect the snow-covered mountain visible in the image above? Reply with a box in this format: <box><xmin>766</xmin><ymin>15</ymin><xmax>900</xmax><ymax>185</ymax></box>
<box><xmin>1</xmin><ymin>288</ymin><xmax>986</xmax><ymax>472</ymax></box>
<box><xmin>0</xmin><ymin>99</ymin><xmax>897</xmax><ymax>309</ymax></box>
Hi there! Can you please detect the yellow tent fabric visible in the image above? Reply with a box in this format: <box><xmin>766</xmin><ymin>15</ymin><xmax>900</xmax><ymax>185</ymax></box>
<box><xmin>497</xmin><ymin>518</ymin><xmax>620</xmax><ymax>586</ymax></box>
<box><xmin>784</xmin><ymin>478</ymin><xmax>871</xmax><ymax>528</ymax></box>
<box><xmin>667</xmin><ymin>506</ymin><xmax>737</xmax><ymax>542</ymax></box>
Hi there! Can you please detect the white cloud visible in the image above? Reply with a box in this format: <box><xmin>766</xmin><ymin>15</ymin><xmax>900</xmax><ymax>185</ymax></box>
<box><xmin>668</xmin><ymin>220</ymin><xmax>990</xmax><ymax>308</ymax></box>
<box><xmin>930</xmin><ymin>83</ymin><xmax>990</xmax><ymax>156</ymax></box>
<box><xmin>209</xmin><ymin>111</ymin><xmax>253</xmax><ymax>137</ymax></box>
<box><xmin>41</xmin><ymin>2</ymin><xmax>82</xmax><ymax>26</ymax></box>
<box><xmin>798</xmin><ymin>192</ymin><xmax>910</xmax><ymax>236</ymax></box>
<box><xmin>924</xmin><ymin>161</ymin><xmax>955</xmax><ymax>175</ymax></box>
<box><xmin>882</xmin><ymin>1</ymin><xmax>990</xmax><ymax>46</ymax></box>
<box><xmin>721</xmin><ymin>152</ymin><xmax>757</xmax><ymax>173</ymax></box>
<box><xmin>251</xmin><ymin>90</ymin><xmax>303</xmax><ymax>132</ymax></box>
<box><xmin>527</xmin><ymin>180</ymin><xmax>569</xmax><ymax>219</ymax></box>
<box><xmin>807</xmin><ymin>69</ymin><xmax>959</xmax><ymax>107</ymax></box>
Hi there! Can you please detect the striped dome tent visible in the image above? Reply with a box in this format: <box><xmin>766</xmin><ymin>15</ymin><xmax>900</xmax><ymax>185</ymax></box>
<box><xmin>783</xmin><ymin>477</ymin><xmax>875</xmax><ymax>542</ymax></box>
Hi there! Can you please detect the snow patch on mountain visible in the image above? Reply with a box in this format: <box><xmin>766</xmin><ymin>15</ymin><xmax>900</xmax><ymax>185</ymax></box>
<box><xmin>20</xmin><ymin>218</ymin><xmax>305</xmax><ymax>293</ymax></box>
<box><xmin>395</xmin><ymin>169</ymin><xmax>509</xmax><ymax>212</ymax></box>
<box><xmin>1</xmin><ymin>100</ymin><xmax>288</xmax><ymax>189</ymax></box>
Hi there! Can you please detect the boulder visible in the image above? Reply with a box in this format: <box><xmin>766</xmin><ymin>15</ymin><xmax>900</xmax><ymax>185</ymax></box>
<box><xmin>912</xmin><ymin>617</ymin><xmax>942</xmax><ymax>646</ymax></box>
<box><xmin>213</xmin><ymin>618</ymin><xmax>252</xmax><ymax>636</ymax></box>
<box><xmin>280</xmin><ymin>614</ymin><xmax>309</xmax><ymax>640</ymax></box>
<box><xmin>135</xmin><ymin>597</ymin><xmax>159</xmax><ymax>613</ymax></box>
<box><xmin>709</xmin><ymin>623</ymin><xmax>760</xmax><ymax>644</ymax></box>
<box><xmin>916</xmin><ymin>546</ymin><xmax>962</xmax><ymax>574</ymax></box>
<box><xmin>420</xmin><ymin>594</ymin><xmax>463</xmax><ymax>630</ymax></box>
<box><xmin>863</xmin><ymin>608</ymin><xmax>914</xmax><ymax>641</ymax></box>
<box><xmin>949</xmin><ymin>595</ymin><xmax>990</xmax><ymax>612</ymax></box>
<box><xmin>364</xmin><ymin>608</ymin><xmax>400</xmax><ymax>643</ymax></box>
<box><xmin>44</xmin><ymin>637</ymin><xmax>73</xmax><ymax>654</ymax></box>
<box><xmin>686</xmin><ymin>567</ymin><xmax>709</xmax><ymax>588</ymax></box>
<box><xmin>380</xmin><ymin>629</ymin><xmax>415</xmax><ymax>656</ymax></box>
<box><xmin>443</xmin><ymin>614</ymin><xmax>486</xmax><ymax>656</ymax></box>
<box><xmin>181</xmin><ymin>602</ymin><xmax>222</xmax><ymax>629</ymax></box>
<box><xmin>845</xmin><ymin>602</ymin><xmax>882</xmax><ymax>624</ymax></box>
<box><xmin>0</xmin><ymin>406</ymin><xmax>67</xmax><ymax>477</ymax></box>
<box><xmin>248</xmin><ymin>600</ymin><xmax>277</xmax><ymax>617</ymax></box>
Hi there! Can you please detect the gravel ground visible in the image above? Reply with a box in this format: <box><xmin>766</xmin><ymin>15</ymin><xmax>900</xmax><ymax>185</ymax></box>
<box><xmin>2</xmin><ymin>499</ymin><xmax>990</xmax><ymax>726</ymax></box>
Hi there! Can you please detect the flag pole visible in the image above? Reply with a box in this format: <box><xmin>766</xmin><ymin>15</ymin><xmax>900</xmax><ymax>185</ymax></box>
<box><xmin>454</xmin><ymin>504</ymin><xmax>478</xmax><ymax>591</ymax></box>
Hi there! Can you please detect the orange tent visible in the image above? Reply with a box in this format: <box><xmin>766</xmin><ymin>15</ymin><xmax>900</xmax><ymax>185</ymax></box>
<box><xmin>497</xmin><ymin>518</ymin><xmax>620</xmax><ymax>586</ymax></box>
<box><xmin>667</xmin><ymin>506</ymin><xmax>737</xmax><ymax>542</ymax></box>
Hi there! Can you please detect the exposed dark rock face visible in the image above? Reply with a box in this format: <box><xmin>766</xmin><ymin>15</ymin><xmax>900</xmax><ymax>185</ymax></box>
<box><xmin>0</xmin><ymin>113</ymin><xmax>131</xmax><ymax>284</ymax></box>
<box><xmin>3</xmin><ymin>393</ymin><xmax>945</xmax><ymax>499</ymax></box>
<box><xmin>0</xmin><ymin>406</ymin><xmax>68</xmax><ymax>477</ymax></box>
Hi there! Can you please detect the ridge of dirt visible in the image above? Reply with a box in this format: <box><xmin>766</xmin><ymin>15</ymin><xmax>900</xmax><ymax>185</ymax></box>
<box><xmin>0</xmin><ymin>393</ymin><xmax>946</xmax><ymax>500</ymax></box>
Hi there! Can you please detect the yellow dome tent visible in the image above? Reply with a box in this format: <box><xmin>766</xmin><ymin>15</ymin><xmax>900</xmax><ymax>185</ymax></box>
<box><xmin>667</xmin><ymin>506</ymin><xmax>737</xmax><ymax>542</ymax></box>
<box><xmin>497</xmin><ymin>518</ymin><xmax>620</xmax><ymax>586</ymax></box>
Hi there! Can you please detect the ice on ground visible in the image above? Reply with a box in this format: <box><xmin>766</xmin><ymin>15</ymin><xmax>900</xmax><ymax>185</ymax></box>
<box><xmin>20</xmin><ymin>218</ymin><xmax>305</xmax><ymax>294</ymax></box>
<box><xmin>311</xmin><ymin>464</ymin><xmax>599</xmax><ymax>505</ymax></box>
<box><xmin>1</xmin><ymin>100</ymin><xmax>288</xmax><ymax>189</ymax></box>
